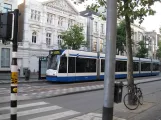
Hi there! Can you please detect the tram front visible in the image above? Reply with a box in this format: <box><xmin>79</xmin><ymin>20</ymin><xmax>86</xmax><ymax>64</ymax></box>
<box><xmin>46</xmin><ymin>50</ymin><xmax>62</xmax><ymax>81</ymax></box>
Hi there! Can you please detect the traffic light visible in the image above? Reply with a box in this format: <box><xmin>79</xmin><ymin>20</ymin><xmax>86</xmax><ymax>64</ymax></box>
<box><xmin>0</xmin><ymin>12</ymin><xmax>13</xmax><ymax>41</ymax></box>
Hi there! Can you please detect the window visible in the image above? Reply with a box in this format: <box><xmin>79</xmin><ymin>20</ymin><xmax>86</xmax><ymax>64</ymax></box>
<box><xmin>59</xmin><ymin>57</ymin><xmax>67</xmax><ymax>73</ymax></box>
<box><xmin>58</xmin><ymin>35</ymin><xmax>62</xmax><ymax>46</ymax></box>
<box><xmin>68</xmin><ymin>57</ymin><xmax>75</xmax><ymax>73</ymax></box>
<box><xmin>31</xmin><ymin>10</ymin><xmax>34</xmax><ymax>19</ymax></box>
<box><xmin>46</xmin><ymin>33</ymin><xmax>51</xmax><ymax>45</ymax></box>
<box><xmin>100</xmin><ymin>40</ymin><xmax>103</xmax><ymax>52</ymax></box>
<box><xmin>47</xmin><ymin>13</ymin><xmax>54</xmax><ymax>24</ymax></box>
<box><xmin>115</xmin><ymin>60</ymin><xmax>127</xmax><ymax>72</ymax></box>
<box><xmin>32</xmin><ymin>32</ymin><xmax>37</xmax><ymax>43</ymax></box>
<box><xmin>3</xmin><ymin>3</ymin><xmax>12</xmax><ymax>12</ymax></box>
<box><xmin>38</xmin><ymin>11</ymin><xmax>40</xmax><ymax>21</ymax></box>
<box><xmin>101</xmin><ymin>24</ymin><xmax>104</xmax><ymax>33</ymax></box>
<box><xmin>141</xmin><ymin>62</ymin><xmax>151</xmax><ymax>71</ymax></box>
<box><xmin>76</xmin><ymin>58</ymin><xmax>96</xmax><ymax>73</ymax></box>
<box><xmin>94</xmin><ymin>21</ymin><xmax>98</xmax><ymax>32</ymax></box>
<box><xmin>153</xmin><ymin>63</ymin><xmax>159</xmax><ymax>71</ymax></box>
<box><xmin>68</xmin><ymin>19</ymin><xmax>72</xmax><ymax>28</ymax></box>
<box><xmin>133</xmin><ymin>62</ymin><xmax>139</xmax><ymax>71</ymax></box>
<box><xmin>1</xmin><ymin>48</ymin><xmax>10</xmax><ymax>68</ymax></box>
<box><xmin>58</xmin><ymin>16</ymin><xmax>63</xmax><ymax>26</ymax></box>
<box><xmin>31</xmin><ymin>9</ymin><xmax>40</xmax><ymax>21</ymax></box>
<box><xmin>101</xmin><ymin>59</ymin><xmax>105</xmax><ymax>72</ymax></box>
<box><xmin>93</xmin><ymin>40</ymin><xmax>97</xmax><ymax>51</ymax></box>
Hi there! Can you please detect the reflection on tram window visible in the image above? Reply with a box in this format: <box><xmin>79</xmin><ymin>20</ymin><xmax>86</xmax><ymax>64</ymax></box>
<box><xmin>76</xmin><ymin>58</ymin><xmax>96</xmax><ymax>73</ymax></box>
<box><xmin>59</xmin><ymin>57</ymin><xmax>67</xmax><ymax>73</ymax></box>
<box><xmin>141</xmin><ymin>62</ymin><xmax>151</xmax><ymax>71</ymax></box>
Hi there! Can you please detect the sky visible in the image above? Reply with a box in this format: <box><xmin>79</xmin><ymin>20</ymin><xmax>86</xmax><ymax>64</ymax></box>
<box><xmin>18</xmin><ymin>0</ymin><xmax>161</xmax><ymax>33</ymax></box>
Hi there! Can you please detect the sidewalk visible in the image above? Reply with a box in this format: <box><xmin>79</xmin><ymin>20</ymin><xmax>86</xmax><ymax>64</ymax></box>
<box><xmin>68</xmin><ymin>102</ymin><xmax>154</xmax><ymax>120</ymax></box>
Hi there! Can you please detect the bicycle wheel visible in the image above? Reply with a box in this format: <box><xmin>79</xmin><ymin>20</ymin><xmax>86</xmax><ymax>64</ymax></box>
<box><xmin>138</xmin><ymin>90</ymin><xmax>143</xmax><ymax>105</ymax></box>
<box><xmin>123</xmin><ymin>93</ymin><xmax>139</xmax><ymax>110</ymax></box>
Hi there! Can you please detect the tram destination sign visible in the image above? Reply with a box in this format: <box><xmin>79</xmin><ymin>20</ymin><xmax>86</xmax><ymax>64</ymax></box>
<box><xmin>50</xmin><ymin>50</ymin><xmax>61</xmax><ymax>55</ymax></box>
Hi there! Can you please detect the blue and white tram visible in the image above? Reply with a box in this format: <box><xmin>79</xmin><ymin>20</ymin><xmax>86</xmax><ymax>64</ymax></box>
<box><xmin>46</xmin><ymin>49</ymin><xmax>160</xmax><ymax>82</ymax></box>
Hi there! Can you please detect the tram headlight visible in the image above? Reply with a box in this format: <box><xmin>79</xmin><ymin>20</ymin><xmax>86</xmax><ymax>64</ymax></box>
<box><xmin>53</xmin><ymin>72</ymin><xmax>57</xmax><ymax>76</ymax></box>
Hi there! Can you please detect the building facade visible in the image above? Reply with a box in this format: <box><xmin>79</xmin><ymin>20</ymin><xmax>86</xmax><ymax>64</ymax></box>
<box><xmin>18</xmin><ymin>0</ymin><xmax>87</xmax><ymax>76</ymax></box>
<box><xmin>145</xmin><ymin>31</ymin><xmax>161</xmax><ymax>59</ymax></box>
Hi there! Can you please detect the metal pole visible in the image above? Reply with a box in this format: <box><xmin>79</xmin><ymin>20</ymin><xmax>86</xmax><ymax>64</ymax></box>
<box><xmin>102</xmin><ymin>0</ymin><xmax>117</xmax><ymax>119</ymax></box>
<box><xmin>11</xmin><ymin>9</ymin><xmax>19</xmax><ymax>120</ymax></box>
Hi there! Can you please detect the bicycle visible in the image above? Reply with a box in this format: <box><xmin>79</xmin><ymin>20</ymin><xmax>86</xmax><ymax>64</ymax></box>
<box><xmin>123</xmin><ymin>83</ymin><xmax>143</xmax><ymax>110</ymax></box>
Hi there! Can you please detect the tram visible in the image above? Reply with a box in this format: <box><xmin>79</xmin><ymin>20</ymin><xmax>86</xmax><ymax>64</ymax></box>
<box><xmin>46</xmin><ymin>49</ymin><xmax>160</xmax><ymax>82</ymax></box>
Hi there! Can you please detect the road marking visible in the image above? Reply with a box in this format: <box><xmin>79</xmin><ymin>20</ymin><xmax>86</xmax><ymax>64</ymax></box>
<box><xmin>29</xmin><ymin>110</ymin><xmax>80</xmax><ymax>120</ymax></box>
<box><xmin>0</xmin><ymin>102</ymin><xmax>48</xmax><ymax>111</ymax></box>
<box><xmin>0</xmin><ymin>105</ymin><xmax>61</xmax><ymax>120</ymax></box>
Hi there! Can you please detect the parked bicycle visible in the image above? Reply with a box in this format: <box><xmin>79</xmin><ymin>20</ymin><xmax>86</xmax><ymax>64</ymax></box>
<box><xmin>123</xmin><ymin>83</ymin><xmax>143</xmax><ymax>110</ymax></box>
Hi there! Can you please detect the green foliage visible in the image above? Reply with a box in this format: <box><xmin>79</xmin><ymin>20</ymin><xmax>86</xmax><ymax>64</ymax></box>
<box><xmin>61</xmin><ymin>25</ymin><xmax>85</xmax><ymax>50</ymax></box>
<box><xmin>156</xmin><ymin>41</ymin><xmax>161</xmax><ymax>59</ymax></box>
<box><xmin>116</xmin><ymin>20</ymin><xmax>126</xmax><ymax>54</ymax></box>
<box><xmin>88</xmin><ymin>0</ymin><xmax>160</xmax><ymax>24</ymax></box>
<box><xmin>135</xmin><ymin>40</ymin><xmax>148</xmax><ymax>58</ymax></box>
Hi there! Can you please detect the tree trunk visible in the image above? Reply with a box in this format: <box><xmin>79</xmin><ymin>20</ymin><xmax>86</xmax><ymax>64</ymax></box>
<box><xmin>124</xmin><ymin>0</ymin><xmax>134</xmax><ymax>105</ymax></box>
<box><xmin>125</xmin><ymin>15</ymin><xmax>134</xmax><ymax>86</ymax></box>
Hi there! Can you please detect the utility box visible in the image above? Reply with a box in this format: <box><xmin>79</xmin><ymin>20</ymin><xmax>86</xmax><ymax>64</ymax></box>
<box><xmin>114</xmin><ymin>82</ymin><xmax>123</xmax><ymax>103</ymax></box>
<box><xmin>24</xmin><ymin>68</ymin><xmax>30</xmax><ymax>81</ymax></box>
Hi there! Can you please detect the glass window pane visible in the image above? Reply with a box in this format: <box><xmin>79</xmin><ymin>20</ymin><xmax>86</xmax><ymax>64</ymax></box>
<box><xmin>59</xmin><ymin>57</ymin><xmax>67</xmax><ymax>73</ymax></box>
<box><xmin>68</xmin><ymin>57</ymin><xmax>75</xmax><ymax>73</ymax></box>
<box><xmin>101</xmin><ymin>59</ymin><xmax>105</xmax><ymax>72</ymax></box>
<box><xmin>1</xmin><ymin>48</ymin><xmax>10</xmax><ymax>68</ymax></box>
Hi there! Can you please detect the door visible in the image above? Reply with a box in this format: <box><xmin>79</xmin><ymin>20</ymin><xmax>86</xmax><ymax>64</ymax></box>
<box><xmin>68</xmin><ymin>57</ymin><xmax>76</xmax><ymax>82</ymax></box>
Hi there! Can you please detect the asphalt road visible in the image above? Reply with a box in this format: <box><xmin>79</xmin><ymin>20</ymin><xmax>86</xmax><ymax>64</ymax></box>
<box><xmin>1</xmin><ymin>80</ymin><xmax>161</xmax><ymax>120</ymax></box>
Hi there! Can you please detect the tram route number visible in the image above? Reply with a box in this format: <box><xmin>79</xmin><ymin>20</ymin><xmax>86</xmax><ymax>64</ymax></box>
<box><xmin>11</xmin><ymin>72</ymin><xmax>18</xmax><ymax>84</ymax></box>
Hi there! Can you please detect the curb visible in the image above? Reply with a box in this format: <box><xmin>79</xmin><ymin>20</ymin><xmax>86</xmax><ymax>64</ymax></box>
<box><xmin>0</xmin><ymin>77</ymin><xmax>161</xmax><ymax>104</ymax></box>
<box><xmin>0</xmin><ymin>80</ymin><xmax>47</xmax><ymax>84</ymax></box>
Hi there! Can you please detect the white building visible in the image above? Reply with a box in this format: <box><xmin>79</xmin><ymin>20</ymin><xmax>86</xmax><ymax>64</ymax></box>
<box><xmin>80</xmin><ymin>10</ymin><xmax>106</xmax><ymax>52</ymax></box>
<box><xmin>145</xmin><ymin>31</ymin><xmax>161</xmax><ymax>59</ymax></box>
<box><xmin>18</xmin><ymin>0</ymin><xmax>87</xmax><ymax>75</ymax></box>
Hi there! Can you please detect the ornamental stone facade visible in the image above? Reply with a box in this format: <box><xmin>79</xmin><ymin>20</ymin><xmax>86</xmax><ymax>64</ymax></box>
<box><xmin>18</xmin><ymin>0</ymin><xmax>87</xmax><ymax>76</ymax></box>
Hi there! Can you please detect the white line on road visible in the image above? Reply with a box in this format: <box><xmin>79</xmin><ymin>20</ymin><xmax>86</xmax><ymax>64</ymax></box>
<box><xmin>0</xmin><ymin>105</ymin><xmax>61</xmax><ymax>120</ymax></box>
<box><xmin>0</xmin><ymin>102</ymin><xmax>48</xmax><ymax>111</ymax></box>
<box><xmin>29</xmin><ymin>110</ymin><xmax>80</xmax><ymax>120</ymax></box>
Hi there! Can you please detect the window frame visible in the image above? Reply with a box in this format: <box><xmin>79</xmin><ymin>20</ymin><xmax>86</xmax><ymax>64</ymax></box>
<box><xmin>32</xmin><ymin>32</ymin><xmax>37</xmax><ymax>43</ymax></box>
<box><xmin>46</xmin><ymin>33</ymin><xmax>51</xmax><ymax>46</ymax></box>
<box><xmin>1</xmin><ymin>48</ymin><xmax>10</xmax><ymax>68</ymax></box>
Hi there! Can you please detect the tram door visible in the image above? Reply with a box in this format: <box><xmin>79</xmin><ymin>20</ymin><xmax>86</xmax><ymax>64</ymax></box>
<box><xmin>68</xmin><ymin>57</ymin><xmax>76</xmax><ymax>82</ymax></box>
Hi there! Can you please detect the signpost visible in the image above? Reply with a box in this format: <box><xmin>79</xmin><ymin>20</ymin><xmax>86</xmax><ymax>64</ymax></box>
<box><xmin>102</xmin><ymin>0</ymin><xmax>117</xmax><ymax>120</ymax></box>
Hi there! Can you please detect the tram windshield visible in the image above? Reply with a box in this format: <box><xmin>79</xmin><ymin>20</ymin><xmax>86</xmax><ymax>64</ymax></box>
<box><xmin>47</xmin><ymin>55</ymin><xmax>60</xmax><ymax>70</ymax></box>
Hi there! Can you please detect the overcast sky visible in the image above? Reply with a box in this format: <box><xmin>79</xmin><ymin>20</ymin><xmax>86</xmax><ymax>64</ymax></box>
<box><xmin>18</xmin><ymin>0</ymin><xmax>161</xmax><ymax>33</ymax></box>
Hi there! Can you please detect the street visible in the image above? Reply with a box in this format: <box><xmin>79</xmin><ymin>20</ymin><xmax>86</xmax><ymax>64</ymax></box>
<box><xmin>0</xmin><ymin>77</ymin><xmax>161</xmax><ymax>119</ymax></box>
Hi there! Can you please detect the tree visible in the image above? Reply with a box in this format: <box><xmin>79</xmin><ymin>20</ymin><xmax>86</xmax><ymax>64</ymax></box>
<box><xmin>156</xmin><ymin>41</ymin><xmax>161</xmax><ymax>59</ymax></box>
<box><xmin>135</xmin><ymin>40</ymin><xmax>148</xmax><ymax>58</ymax></box>
<box><xmin>88</xmin><ymin>0</ymin><xmax>160</xmax><ymax>104</ymax></box>
<box><xmin>61</xmin><ymin>24</ymin><xmax>85</xmax><ymax>50</ymax></box>
<box><xmin>117</xmin><ymin>20</ymin><xmax>126</xmax><ymax>55</ymax></box>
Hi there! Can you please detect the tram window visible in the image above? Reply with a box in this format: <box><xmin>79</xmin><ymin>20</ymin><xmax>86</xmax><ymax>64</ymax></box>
<box><xmin>115</xmin><ymin>60</ymin><xmax>127</xmax><ymax>72</ymax></box>
<box><xmin>141</xmin><ymin>62</ymin><xmax>151</xmax><ymax>71</ymax></box>
<box><xmin>76</xmin><ymin>58</ymin><xmax>96</xmax><ymax>73</ymax></box>
<box><xmin>133</xmin><ymin>62</ymin><xmax>139</xmax><ymax>71</ymax></box>
<box><xmin>101</xmin><ymin>59</ymin><xmax>105</xmax><ymax>72</ymax></box>
<box><xmin>68</xmin><ymin>57</ymin><xmax>75</xmax><ymax>73</ymax></box>
<box><xmin>153</xmin><ymin>63</ymin><xmax>159</xmax><ymax>71</ymax></box>
<box><xmin>59</xmin><ymin>57</ymin><xmax>67</xmax><ymax>73</ymax></box>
